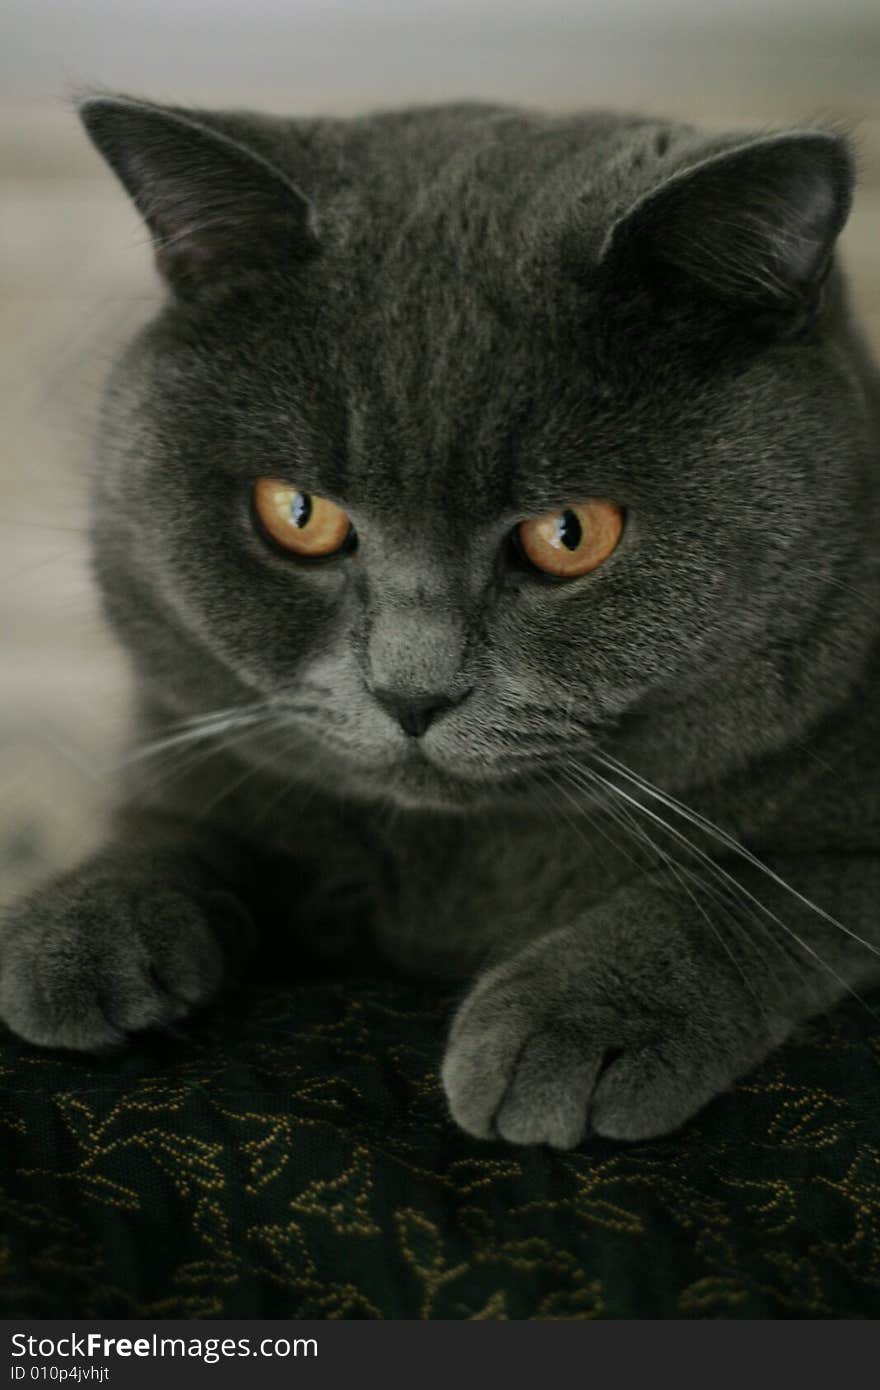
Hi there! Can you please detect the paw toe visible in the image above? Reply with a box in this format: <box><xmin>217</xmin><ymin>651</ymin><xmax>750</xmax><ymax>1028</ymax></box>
<box><xmin>589</xmin><ymin>1049</ymin><xmax>699</xmax><ymax>1141</ymax></box>
<box><xmin>494</xmin><ymin>1031</ymin><xmax>603</xmax><ymax>1149</ymax></box>
<box><xmin>441</xmin><ymin>1017</ymin><xmax>528</xmax><ymax>1139</ymax></box>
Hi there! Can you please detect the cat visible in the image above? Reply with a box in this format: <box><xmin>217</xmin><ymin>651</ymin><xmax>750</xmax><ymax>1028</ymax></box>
<box><xmin>1</xmin><ymin>94</ymin><xmax>879</xmax><ymax>1149</ymax></box>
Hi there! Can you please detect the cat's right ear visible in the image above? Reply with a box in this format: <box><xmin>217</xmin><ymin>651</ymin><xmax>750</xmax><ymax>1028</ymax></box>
<box><xmin>78</xmin><ymin>95</ymin><xmax>317</xmax><ymax>298</ymax></box>
<box><xmin>597</xmin><ymin>129</ymin><xmax>854</xmax><ymax>324</ymax></box>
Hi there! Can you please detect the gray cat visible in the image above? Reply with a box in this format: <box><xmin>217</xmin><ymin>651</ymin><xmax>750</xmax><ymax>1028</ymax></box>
<box><xmin>2</xmin><ymin>96</ymin><xmax>879</xmax><ymax>1148</ymax></box>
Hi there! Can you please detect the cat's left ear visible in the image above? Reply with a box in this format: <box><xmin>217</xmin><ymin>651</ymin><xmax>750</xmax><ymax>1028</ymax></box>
<box><xmin>79</xmin><ymin>95</ymin><xmax>317</xmax><ymax>298</ymax></box>
<box><xmin>600</xmin><ymin>130</ymin><xmax>854</xmax><ymax>318</ymax></box>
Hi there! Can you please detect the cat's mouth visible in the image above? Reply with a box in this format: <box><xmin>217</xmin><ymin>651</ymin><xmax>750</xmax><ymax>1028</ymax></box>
<box><xmin>372</xmin><ymin>737</ymin><xmax>539</xmax><ymax>811</ymax></box>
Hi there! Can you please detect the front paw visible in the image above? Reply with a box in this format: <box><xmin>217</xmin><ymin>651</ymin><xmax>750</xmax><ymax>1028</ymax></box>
<box><xmin>0</xmin><ymin>851</ymin><xmax>252</xmax><ymax>1051</ymax></box>
<box><xmin>442</xmin><ymin>921</ymin><xmax>787</xmax><ymax>1148</ymax></box>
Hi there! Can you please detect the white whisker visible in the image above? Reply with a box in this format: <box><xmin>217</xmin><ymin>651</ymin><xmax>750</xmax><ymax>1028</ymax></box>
<box><xmin>560</xmin><ymin>757</ymin><xmax>880</xmax><ymax>1022</ymax></box>
<box><xmin>591</xmin><ymin>749</ymin><xmax>880</xmax><ymax>962</ymax></box>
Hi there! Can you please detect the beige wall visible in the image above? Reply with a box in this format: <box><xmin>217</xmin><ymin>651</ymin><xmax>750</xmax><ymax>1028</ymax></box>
<box><xmin>3</xmin><ymin>0</ymin><xmax>880</xmax><ymax>123</ymax></box>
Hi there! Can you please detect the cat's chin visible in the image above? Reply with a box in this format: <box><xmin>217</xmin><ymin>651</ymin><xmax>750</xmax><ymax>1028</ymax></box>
<box><xmin>361</xmin><ymin>757</ymin><xmax>484</xmax><ymax>813</ymax></box>
<box><xmin>341</xmin><ymin>747</ymin><xmax>537</xmax><ymax>814</ymax></box>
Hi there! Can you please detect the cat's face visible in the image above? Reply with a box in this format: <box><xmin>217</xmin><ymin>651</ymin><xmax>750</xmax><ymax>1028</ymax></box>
<box><xmin>85</xmin><ymin>100</ymin><xmax>873</xmax><ymax>809</ymax></box>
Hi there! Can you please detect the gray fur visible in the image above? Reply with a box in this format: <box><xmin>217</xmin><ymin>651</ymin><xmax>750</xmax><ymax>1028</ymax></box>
<box><xmin>2</xmin><ymin>96</ymin><xmax>879</xmax><ymax>1147</ymax></box>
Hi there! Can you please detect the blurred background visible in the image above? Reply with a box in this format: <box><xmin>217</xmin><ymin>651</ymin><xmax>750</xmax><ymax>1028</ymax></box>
<box><xmin>2</xmin><ymin>0</ymin><xmax>879</xmax><ymax>902</ymax></box>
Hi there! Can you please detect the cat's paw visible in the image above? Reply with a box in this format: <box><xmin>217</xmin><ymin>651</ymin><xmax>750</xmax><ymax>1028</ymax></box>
<box><xmin>442</xmin><ymin>927</ymin><xmax>785</xmax><ymax>1147</ymax></box>
<box><xmin>0</xmin><ymin>855</ymin><xmax>253</xmax><ymax>1051</ymax></box>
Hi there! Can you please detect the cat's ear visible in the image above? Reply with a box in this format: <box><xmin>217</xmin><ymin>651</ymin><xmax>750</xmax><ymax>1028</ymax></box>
<box><xmin>600</xmin><ymin>131</ymin><xmax>854</xmax><ymax>317</ymax></box>
<box><xmin>79</xmin><ymin>95</ymin><xmax>317</xmax><ymax>298</ymax></box>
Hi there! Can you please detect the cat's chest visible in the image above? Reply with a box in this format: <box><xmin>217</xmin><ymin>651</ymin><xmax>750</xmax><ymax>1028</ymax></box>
<box><xmin>286</xmin><ymin>807</ymin><xmax>631</xmax><ymax>978</ymax></box>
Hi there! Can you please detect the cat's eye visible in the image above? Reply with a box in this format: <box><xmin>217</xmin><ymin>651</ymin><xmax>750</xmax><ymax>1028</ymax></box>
<box><xmin>254</xmin><ymin>480</ymin><xmax>354</xmax><ymax>557</ymax></box>
<box><xmin>516</xmin><ymin>499</ymin><xmax>624</xmax><ymax>578</ymax></box>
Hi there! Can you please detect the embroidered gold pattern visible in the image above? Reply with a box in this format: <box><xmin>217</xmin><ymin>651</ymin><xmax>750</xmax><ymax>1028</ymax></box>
<box><xmin>2</xmin><ymin>981</ymin><xmax>879</xmax><ymax>1317</ymax></box>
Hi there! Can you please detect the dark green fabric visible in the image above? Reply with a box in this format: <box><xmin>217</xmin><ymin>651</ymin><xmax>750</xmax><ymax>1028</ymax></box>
<box><xmin>2</xmin><ymin>977</ymin><xmax>879</xmax><ymax>1318</ymax></box>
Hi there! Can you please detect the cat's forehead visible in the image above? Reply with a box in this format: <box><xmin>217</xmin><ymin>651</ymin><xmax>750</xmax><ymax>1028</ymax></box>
<box><xmin>314</xmin><ymin>240</ymin><xmax>602</xmax><ymax>519</ymax></box>
<box><xmin>236</xmin><ymin>112</ymin><xmax>692</xmax><ymax>514</ymax></box>
<box><xmin>327</xmin><ymin>329</ymin><xmax>595</xmax><ymax>526</ymax></box>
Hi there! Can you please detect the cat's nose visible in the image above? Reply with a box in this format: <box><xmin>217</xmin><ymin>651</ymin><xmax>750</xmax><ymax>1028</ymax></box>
<box><xmin>372</xmin><ymin>686</ymin><xmax>470</xmax><ymax>738</ymax></box>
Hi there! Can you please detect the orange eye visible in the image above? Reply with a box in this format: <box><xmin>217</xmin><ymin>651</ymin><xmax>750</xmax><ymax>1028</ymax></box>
<box><xmin>254</xmin><ymin>479</ymin><xmax>353</xmax><ymax>557</ymax></box>
<box><xmin>517</xmin><ymin>499</ymin><xmax>624</xmax><ymax>578</ymax></box>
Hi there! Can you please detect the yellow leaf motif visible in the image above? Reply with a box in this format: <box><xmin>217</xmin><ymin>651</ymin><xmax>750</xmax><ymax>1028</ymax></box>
<box><xmin>575</xmin><ymin>1198</ymin><xmax>644</xmax><ymax>1236</ymax></box>
<box><xmin>290</xmin><ymin>1144</ymin><xmax>380</xmax><ymax>1236</ymax></box>
<box><xmin>679</xmin><ymin>1276</ymin><xmax>750</xmax><ymax>1313</ymax></box>
<box><xmin>396</xmin><ymin>1208</ymin><xmax>468</xmax><ymax>1318</ymax></box>
<box><xmin>236</xmin><ymin>1114</ymin><xmax>299</xmax><ymax>1194</ymax></box>
<box><xmin>444</xmin><ymin>1158</ymin><xmax>522</xmax><ymax>1196</ymax></box>
<box><xmin>397</xmin><ymin>1208</ymin><xmax>447</xmax><ymax>1276</ymax></box>
<box><xmin>766</xmin><ymin>1090</ymin><xmax>851</xmax><ymax>1150</ymax></box>
<box><xmin>470</xmin><ymin>1291</ymin><xmax>508</xmax><ymax>1319</ymax></box>
<box><xmin>54</xmin><ymin>1095</ymin><xmax>101</xmax><ymax>1149</ymax></box>
<box><xmin>538</xmin><ymin>1282</ymin><xmax>605</xmax><ymax>1319</ymax></box>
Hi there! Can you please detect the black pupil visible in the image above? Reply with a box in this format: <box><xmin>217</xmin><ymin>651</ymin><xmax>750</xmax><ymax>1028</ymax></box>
<box><xmin>557</xmin><ymin>509</ymin><xmax>583</xmax><ymax>551</ymax></box>
<box><xmin>291</xmin><ymin>492</ymin><xmax>312</xmax><ymax>528</ymax></box>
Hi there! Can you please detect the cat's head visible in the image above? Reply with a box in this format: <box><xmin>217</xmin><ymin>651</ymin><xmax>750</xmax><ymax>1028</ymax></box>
<box><xmin>81</xmin><ymin>96</ymin><xmax>876</xmax><ymax>810</ymax></box>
